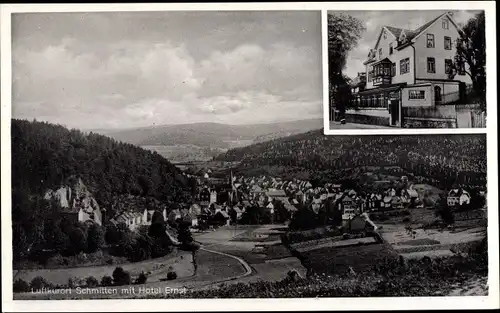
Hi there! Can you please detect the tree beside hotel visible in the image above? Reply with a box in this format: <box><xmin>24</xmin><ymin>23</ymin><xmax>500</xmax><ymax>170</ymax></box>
<box><xmin>328</xmin><ymin>13</ymin><xmax>365</xmax><ymax>119</ymax></box>
<box><xmin>449</xmin><ymin>11</ymin><xmax>486</xmax><ymax>110</ymax></box>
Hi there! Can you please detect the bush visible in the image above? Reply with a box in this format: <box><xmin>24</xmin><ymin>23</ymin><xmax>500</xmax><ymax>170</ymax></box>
<box><xmin>87</xmin><ymin>224</ymin><xmax>105</xmax><ymax>253</ymax></box>
<box><xmin>68</xmin><ymin>277</ymin><xmax>87</xmax><ymax>288</ymax></box>
<box><xmin>166</xmin><ymin>271</ymin><xmax>177</xmax><ymax>280</ymax></box>
<box><xmin>135</xmin><ymin>272</ymin><xmax>148</xmax><ymax>285</ymax></box>
<box><xmin>101</xmin><ymin>275</ymin><xmax>113</xmax><ymax>287</ymax></box>
<box><xmin>13</xmin><ymin>278</ymin><xmax>30</xmax><ymax>293</ymax></box>
<box><xmin>106</xmin><ymin>258</ymin><xmax>114</xmax><ymax>265</ymax></box>
<box><xmin>30</xmin><ymin>276</ymin><xmax>50</xmax><ymax>290</ymax></box>
<box><xmin>46</xmin><ymin>254</ymin><xmax>66</xmax><ymax>267</ymax></box>
<box><xmin>402</xmin><ymin>217</ymin><xmax>411</xmax><ymax>223</ymax></box>
<box><xmin>285</xmin><ymin>270</ymin><xmax>302</xmax><ymax>283</ymax></box>
<box><xmin>112</xmin><ymin>267</ymin><xmax>131</xmax><ymax>286</ymax></box>
<box><xmin>86</xmin><ymin>276</ymin><xmax>99</xmax><ymax>288</ymax></box>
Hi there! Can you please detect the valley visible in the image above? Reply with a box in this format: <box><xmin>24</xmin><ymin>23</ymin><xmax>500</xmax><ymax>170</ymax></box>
<box><xmin>10</xmin><ymin>119</ymin><xmax>488</xmax><ymax>299</ymax></box>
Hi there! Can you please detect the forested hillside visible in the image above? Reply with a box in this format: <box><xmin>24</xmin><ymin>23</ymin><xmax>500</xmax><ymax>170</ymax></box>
<box><xmin>12</xmin><ymin>119</ymin><xmax>193</xmax><ymax>204</ymax></box>
<box><xmin>11</xmin><ymin>119</ymin><xmax>197</xmax><ymax>265</ymax></box>
<box><xmin>216</xmin><ymin>130</ymin><xmax>487</xmax><ymax>189</ymax></box>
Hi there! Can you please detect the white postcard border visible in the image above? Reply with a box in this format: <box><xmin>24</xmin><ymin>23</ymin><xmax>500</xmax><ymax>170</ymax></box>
<box><xmin>1</xmin><ymin>2</ymin><xmax>498</xmax><ymax>311</ymax></box>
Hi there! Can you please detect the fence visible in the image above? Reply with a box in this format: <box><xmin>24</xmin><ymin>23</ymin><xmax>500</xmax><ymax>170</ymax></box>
<box><xmin>456</xmin><ymin>105</ymin><xmax>486</xmax><ymax>128</ymax></box>
<box><xmin>402</xmin><ymin>104</ymin><xmax>486</xmax><ymax>128</ymax></box>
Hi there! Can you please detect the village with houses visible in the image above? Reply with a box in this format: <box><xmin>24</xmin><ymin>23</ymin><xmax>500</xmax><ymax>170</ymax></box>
<box><xmin>79</xmin><ymin>166</ymin><xmax>485</xmax><ymax>236</ymax></box>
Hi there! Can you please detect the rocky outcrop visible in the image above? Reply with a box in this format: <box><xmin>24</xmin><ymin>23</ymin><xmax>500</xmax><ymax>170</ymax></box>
<box><xmin>43</xmin><ymin>177</ymin><xmax>102</xmax><ymax>225</ymax></box>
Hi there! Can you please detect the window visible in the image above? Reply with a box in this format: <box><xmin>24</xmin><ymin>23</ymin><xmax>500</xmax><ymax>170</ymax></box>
<box><xmin>400</xmin><ymin>58</ymin><xmax>410</xmax><ymax>74</ymax></box>
<box><xmin>409</xmin><ymin>90</ymin><xmax>425</xmax><ymax>100</ymax></box>
<box><xmin>442</xmin><ymin>19</ymin><xmax>449</xmax><ymax>29</ymax></box>
<box><xmin>383</xmin><ymin>31</ymin><xmax>387</xmax><ymax>39</ymax></box>
<box><xmin>427</xmin><ymin>34</ymin><xmax>435</xmax><ymax>48</ymax></box>
<box><xmin>378</xmin><ymin>48</ymin><xmax>382</xmax><ymax>58</ymax></box>
<box><xmin>389</xmin><ymin>43</ymin><xmax>394</xmax><ymax>55</ymax></box>
<box><xmin>391</xmin><ymin>63</ymin><xmax>396</xmax><ymax>77</ymax></box>
<box><xmin>444</xmin><ymin>36</ymin><xmax>452</xmax><ymax>50</ymax></box>
<box><xmin>427</xmin><ymin>57</ymin><xmax>436</xmax><ymax>73</ymax></box>
<box><xmin>445</xmin><ymin>59</ymin><xmax>453</xmax><ymax>74</ymax></box>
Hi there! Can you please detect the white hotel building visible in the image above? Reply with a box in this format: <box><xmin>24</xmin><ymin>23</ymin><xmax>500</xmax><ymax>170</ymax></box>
<box><xmin>350</xmin><ymin>12</ymin><xmax>472</xmax><ymax>126</ymax></box>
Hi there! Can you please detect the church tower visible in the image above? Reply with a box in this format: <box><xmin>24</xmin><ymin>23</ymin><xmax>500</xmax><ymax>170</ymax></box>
<box><xmin>228</xmin><ymin>169</ymin><xmax>237</xmax><ymax>204</ymax></box>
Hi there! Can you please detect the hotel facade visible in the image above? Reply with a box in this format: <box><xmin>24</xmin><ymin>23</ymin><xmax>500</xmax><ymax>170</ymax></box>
<box><xmin>348</xmin><ymin>12</ymin><xmax>472</xmax><ymax>127</ymax></box>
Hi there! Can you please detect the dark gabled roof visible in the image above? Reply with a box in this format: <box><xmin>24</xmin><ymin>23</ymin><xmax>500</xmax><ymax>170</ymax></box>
<box><xmin>410</xmin><ymin>13</ymin><xmax>446</xmax><ymax>39</ymax></box>
<box><xmin>169</xmin><ymin>209</ymin><xmax>181</xmax><ymax>216</ymax></box>
<box><xmin>342</xmin><ymin>196</ymin><xmax>353</xmax><ymax>202</ymax></box>
<box><xmin>372</xmin><ymin>57</ymin><xmax>393</xmax><ymax>66</ymax></box>
<box><xmin>384</xmin><ymin>26</ymin><xmax>409</xmax><ymax>39</ymax></box>
<box><xmin>216</xmin><ymin>210</ymin><xmax>230</xmax><ymax>218</ymax></box>
<box><xmin>375</xmin><ymin>13</ymin><xmax>452</xmax><ymax>53</ymax></box>
<box><xmin>266</xmin><ymin>189</ymin><xmax>287</xmax><ymax>197</ymax></box>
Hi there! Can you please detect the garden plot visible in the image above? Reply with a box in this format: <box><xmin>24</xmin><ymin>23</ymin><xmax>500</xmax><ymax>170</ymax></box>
<box><xmin>380</xmin><ymin>225</ymin><xmax>486</xmax><ymax>259</ymax></box>
<box><xmin>293</xmin><ymin>237</ymin><xmax>378</xmax><ymax>253</ymax></box>
<box><xmin>301</xmin><ymin>243</ymin><xmax>398</xmax><ymax>274</ymax></box>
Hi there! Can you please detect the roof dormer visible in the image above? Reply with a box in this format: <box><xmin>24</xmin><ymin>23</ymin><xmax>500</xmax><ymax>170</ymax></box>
<box><xmin>399</xmin><ymin>30</ymin><xmax>407</xmax><ymax>43</ymax></box>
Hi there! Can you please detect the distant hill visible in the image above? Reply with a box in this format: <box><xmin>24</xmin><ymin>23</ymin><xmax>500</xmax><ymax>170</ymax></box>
<box><xmin>215</xmin><ymin>130</ymin><xmax>487</xmax><ymax>189</ymax></box>
<box><xmin>94</xmin><ymin>118</ymin><xmax>323</xmax><ymax>148</ymax></box>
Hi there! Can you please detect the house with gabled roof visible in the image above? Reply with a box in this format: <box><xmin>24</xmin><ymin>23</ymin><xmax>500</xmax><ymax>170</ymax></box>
<box><xmin>265</xmin><ymin>189</ymin><xmax>287</xmax><ymax>202</ymax></box>
<box><xmin>189</xmin><ymin>203</ymin><xmax>202</xmax><ymax>216</ymax></box>
<box><xmin>402</xmin><ymin>188</ymin><xmax>419</xmax><ymax>206</ymax></box>
<box><xmin>347</xmin><ymin>12</ymin><xmax>473</xmax><ymax>127</ymax></box>
<box><xmin>447</xmin><ymin>188</ymin><xmax>471</xmax><ymax>207</ymax></box>
<box><xmin>167</xmin><ymin>209</ymin><xmax>181</xmax><ymax>224</ymax></box>
<box><xmin>181</xmin><ymin>210</ymin><xmax>198</xmax><ymax>227</ymax></box>
<box><xmin>213</xmin><ymin>210</ymin><xmax>231</xmax><ymax>226</ymax></box>
<box><xmin>110</xmin><ymin>211</ymin><xmax>144</xmax><ymax>231</ymax></box>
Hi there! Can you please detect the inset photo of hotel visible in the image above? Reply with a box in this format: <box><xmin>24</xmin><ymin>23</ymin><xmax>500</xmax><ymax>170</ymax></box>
<box><xmin>326</xmin><ymin>10</ymin><xmax>486</xmax><ymax>129</ymax></box>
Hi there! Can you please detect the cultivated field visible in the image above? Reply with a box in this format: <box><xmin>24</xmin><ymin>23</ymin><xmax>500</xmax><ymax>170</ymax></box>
<box><xmin>300</xmin><ymin>242</ymin><xmax>398</xmax><ymax>274</ymax></box>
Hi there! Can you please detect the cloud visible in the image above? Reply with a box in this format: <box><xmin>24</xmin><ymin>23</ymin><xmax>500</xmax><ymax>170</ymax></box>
<box><xmin>12</xmin><ymin>12</ymin><xmax>322</xmax><ymax>129</ymax></box>
<box><xmin>197</xmin><ymin>43</ymin><xmax>320</xmax><ymax>101</ymax></box>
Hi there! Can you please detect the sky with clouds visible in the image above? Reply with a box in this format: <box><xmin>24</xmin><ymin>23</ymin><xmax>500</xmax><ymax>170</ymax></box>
<box><xmin>334</xmin><ymin>10</ymin><xmax>481</xmax><ymax>79</ymax></box>
<box><xmin>12</xmin><ymin>11</ymin><xmax>322</xmax><ymax>130</ymax></box>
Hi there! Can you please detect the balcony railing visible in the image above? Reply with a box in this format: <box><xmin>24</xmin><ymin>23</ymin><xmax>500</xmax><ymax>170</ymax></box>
<box><xmin>372</xmin><ymin>75</ymin><xmax>391</xmax><ymax>86</ymax></box>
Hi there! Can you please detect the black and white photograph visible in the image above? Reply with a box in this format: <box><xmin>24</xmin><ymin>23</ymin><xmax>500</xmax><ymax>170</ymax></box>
<box><xmin>1</xmin><ymin>2</ymin><xmax>498</xmax><ymax>312</ymax></box>
<box><xmin>327</xmin><ymin>10</ymin><xmax>487</xmax><ymax>129</ymax></box>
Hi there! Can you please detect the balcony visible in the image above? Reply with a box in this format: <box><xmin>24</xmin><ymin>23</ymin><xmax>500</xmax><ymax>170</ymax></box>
<box><xmin>371</xmin><ymin>58</ymin><xmax>393</xmax><ymax>86</ymax></box>
<box><xmin>373</xmin><ymin>75</ymin><xmax>391</xmax><ymax>86</ymax></box>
